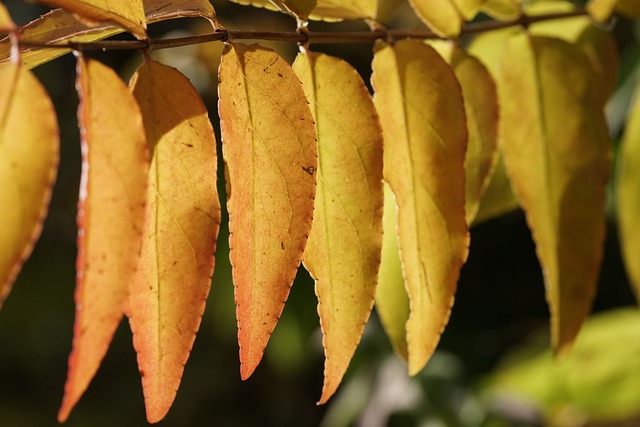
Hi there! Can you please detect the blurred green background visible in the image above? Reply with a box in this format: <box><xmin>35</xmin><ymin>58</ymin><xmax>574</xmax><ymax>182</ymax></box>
<box><xmin>3</xmin><ymin>0</ymin><xmax>640</xmax><ymax>426</ymax></box>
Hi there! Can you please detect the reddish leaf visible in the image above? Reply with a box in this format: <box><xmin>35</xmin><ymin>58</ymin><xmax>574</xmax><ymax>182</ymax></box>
<box><xmin>218</xmin><ymin>43</ymin><xmax>317</xmax><ymax>380</ymax></box>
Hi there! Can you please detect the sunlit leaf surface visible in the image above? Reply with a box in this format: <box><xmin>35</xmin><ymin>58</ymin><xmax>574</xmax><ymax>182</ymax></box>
<box><xmin>59</xmin><ymin>56</ymin><xmax>147</xmax><ymax>422</ymax></box>
<box><xmin>372</xmin><ymin>40</ymin><xmax>469</xmax><ymax>375</ymax></box>
<box><xmin>0</xmin><ymin>1</ymin><xmax>216</xmax><ymax>69</ymax></box>
<box><xmin>0</xmin><ymin>63</ymin><xmax>58</xmax><ymax>308</ymax></box>
<box><xmin>294</xmin><ymin>50</ymin><xmax>383</xmax><ymax>404</ymax></box>
<box><xmin>37</xmin><ymin>0</ymin><xmax>147</xmax><ymax>39</ymax></box>
<box><xmin>499</xmin><ymin>33</ymin><xmax>610</xmax><ymax>358</ymax></box>
<box><xmin>129</xmin><ymin>58</ymin><xmax>221</xmax><ymax>423</ymax></box>
<box><xmin>218</xmin><ymin>43</ymin><xmax>317</xmax><ymax>381</ymax></box>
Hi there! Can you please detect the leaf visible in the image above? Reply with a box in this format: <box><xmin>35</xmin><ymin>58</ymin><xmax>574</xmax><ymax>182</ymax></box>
<box><xmin>310</xmin><ymin>0</ymin><xmax>376</xmax><ymax>20</ymax></box>
<box><xmin>407</xmin><ymin>0</ymin><xmax>464</xmax><ymax>38</ymax></box>
<box><xmin>526</xmin><ymin>1</ymin><xmax>619</xmax><ymax>102</ymax></box>
<box><xmin>0</xmin><ymin>1</ymin><xmax>216</xmax><ymax>69</ymax></box>
<box><xmin>0</xmin><ymin>2</ymin><xmax>15</xmax><ymax>33</ymax></box>
<box><xmin>453</xmin><ymin>0</ymin><xmax>486</xmax><ymax>20</ymax></box>
<box><xmin>473</xmin><ymin>156</ymin><xmax>519</xmax><ymax>225</ymax></box>
<box><xmin>371</xmin><ymin>40</ymin><xmax>469</xmax><ymax>375</ymax></box>
<box><xmin>37</xmin><ymin>0</ymin><xmax>147</xmax><ymax>39</ymax></box>
<box><xmin>432</xmin><ymin>42</ymin><xmax>499</xmax><ymax>225</ymax></box>
<box><xmin>617</xmin><ymin>89</ymin><xmax>640</xmax><ymax>299</ymax></box>
<box><xmin>375</xmin><ymin>183</ymin><xmax>409</xmax><ymax>361</ymax></box>
<box><xmin>0</xmin><ymin>63</ymin><xmax>58</xmax><ymax>308</ymax></box>
<box><xmin>587</xmin><ymin>0</ymin><xmax>617</xmax><ymax>21</ymax></box>
<box><xmin>498</xmin><ymin>33</ymin><xmax>610</xmax><ymax>358</ymax></box>
<box><xmin>480</xmin><ymin>0</ymin><xmax>522</xmax><ymax>20</ymax></box>
<box><xmin>58</xmin><ymin>56</ymin><xmax>148</xmax><ymax>423</ymax></box>
<box><xmin>293</xmin><ymin>51</ymin><xmax>383</xmax><ymax>404</ymax></box>
<box><xmin>218</xmin><ymin>43</ymin><xmax>317</xmax><ymax>380</ymax></box>
<box><xmin>128</xmin><ymin>58</ymin><xmax>221</xmax><ymax>423</ymax></box>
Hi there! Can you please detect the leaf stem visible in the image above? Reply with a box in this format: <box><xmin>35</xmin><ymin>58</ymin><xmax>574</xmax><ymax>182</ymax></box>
<box><xmin>15</xmin><ymin>9</ymin><xmax>588</xmax><ymax>51</ymax></box>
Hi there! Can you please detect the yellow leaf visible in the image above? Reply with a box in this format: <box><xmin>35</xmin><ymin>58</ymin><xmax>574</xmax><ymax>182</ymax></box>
<box><xmin>480</xmin><ymin>0</ymin><xmax>522</xmax><ymax>21</ymax></box>
<box><xmin>0</xmin><ymin>2</ymin><xmax>15</xmax><ymax>33</ymax></box>
<box><xmin>467</xmin><ymin>27</ymin><xmax>519</xmax><ymax>78</ymax></box>
<box><xmin>310</xmin><ymin>0</ymin><xmax>377</xmax><ymax>20</ymax></box>
<box><xmin>37</xmin><ymin>0</ymin><xmax>147</xmax><ymax>39</ymax></box>
<box><xmin>526</xmin><ymin>1</ymin><xmax>619</xmax><ymax>102</ymax></box>
<box><xmin>218</xmin><ymin>43</ymin><xmax>317</xmax><ymax>380</ymax></box>
<box><xmin>59</xmin><ymin>56</ymin><xmax>148</xmax><ymax>422</ymax></box>
<box><xmin>473</xmin><ymin>156</ymin><xmax>519</xmax><ymax>225</ymax></box>
<box><xmin>375</xmin><ymin>183</ymin><xmax>409</xmax><ymax>361</ymax></box>
<box><xmin>0</xmin><ymin>1</ymin><xmax>216</xmax><ymax>69</ymax></box>
<box><xmin>407</xmin><ymin>0</ymin><xmax>463</xmax><ymax>38</ymax></box>
<box><xmin>453</xmin><ymin>0</ymin><xmax>485</xmax><ymax>20</ymax></box>
<box><xmin>498</xmin><ymin>33</ymin><xmax>611</xmax><ymax>358</ymax></box>
<box><xmin>293</xmin><ymin>51</ymin><xmax>383</xmax><ymax>404</ymax></box>
<box><xmin>128</xmin><ymin>58</ymin><xmax>221</xmax><ymax>423</ymax></box>
<box><xmin>371</xmin><ymin>40</ymin><xmax>469</xmax><ymax>375</ymax></box>
<box><xmin>617</xmin><ymin>89</ymin><xmax>640</xmax><ymax>299</ymax></box>
<box><xmin>587</xmin><ymin>0</ymin><xmax>617</xmax><ymax>21</ymax></box>
<box><xmin>0</xmin><ymin>63</ymin><xmax>58</xmax><ymax>307</ymax></box>
<box><xmin>575</xmin><ymin>25</ymin><xmax>619</xmax><ymax>103</ymax></box>
<box><xmin>432</xmin><ymin>42</ymin><xmax>499</xmax><ymax>225</ymax></box>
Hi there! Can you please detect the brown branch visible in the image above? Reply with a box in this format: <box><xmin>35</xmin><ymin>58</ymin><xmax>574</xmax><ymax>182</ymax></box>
<box><xmin>15</xmin><ymin>9</ymin><xmax>589</xmax><ymax>51</ymax></box>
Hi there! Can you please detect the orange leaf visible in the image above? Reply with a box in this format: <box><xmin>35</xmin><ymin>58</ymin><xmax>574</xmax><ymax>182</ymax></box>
<box><xmin>0</xmin><ymin>1</ymin><xmax>216</xmax><ymax>69</ymax></box>
<box><xmin>128</xmin><ymin>58</ymin><xmax>221</xmax><ymax>423</ymax></box>
<box><xmin>218</xmin><ymin>43</ymin><xmax>317</xmax><ymax>380</ymax></box>
<box><xmin>37</xmin><ymin>0</ymin><xmax>147</xmax><ymax>39</ymax></box>
<box><xmin>293</xmin><ymin>50</ymin><xmax>383</xmax><ymax>404</ymax></box>
<box><xmin>58</xmin><ymin>56</ymin><xmax>148</xmax><ymax>422</ymax></box>
<box><xmin>372</xmin><ymin>40</ymin><xmax>469</xmax><ymax>375</ymax></box>
<box><xmin>0</xmin><ymin>62</ymin><xmax>58</xmax><ymax>307</ymax></box>
<box><xmin>498</xmin><ymin>33</ymin><xmax>610</xmax><ymax>357</ymax></box>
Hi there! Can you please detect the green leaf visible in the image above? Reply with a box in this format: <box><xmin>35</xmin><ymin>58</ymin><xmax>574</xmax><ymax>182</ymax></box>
<box><xmin>498</xmin><ymin>32</ymin><xmax>611</xmax><ymax>358</ymax></box>
<box><xmin>372</xmin><ymin>40</ymin><xmax>469</xmax><ymax>375</ymax></box>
